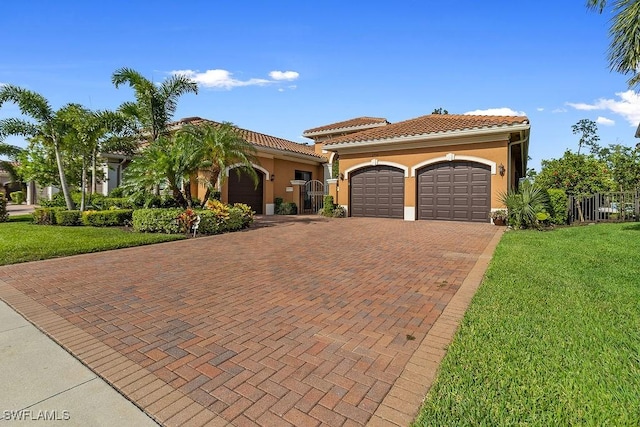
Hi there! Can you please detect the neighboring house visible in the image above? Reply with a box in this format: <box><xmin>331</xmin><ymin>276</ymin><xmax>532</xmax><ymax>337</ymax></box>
<box><xmin>305</xmin><ymin>114</ymin><xmax>530</xmax><ymax>222</ymax></box>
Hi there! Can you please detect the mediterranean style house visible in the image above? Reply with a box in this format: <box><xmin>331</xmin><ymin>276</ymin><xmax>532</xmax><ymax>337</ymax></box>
<box><xmin>41</xmin><ymin>113</ymin><xmax>531</xmax><ymax>223</ymax></box>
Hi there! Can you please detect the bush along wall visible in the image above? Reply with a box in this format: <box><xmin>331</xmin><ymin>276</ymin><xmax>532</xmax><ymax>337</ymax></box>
<box><xmin>132</xmin><ymin>202</ymin><xmax>254</xmax><ymax>235</ymax></box>
<box><xmin>0</xmin><ymin>195</ymin><xmax>8</xmax><ymax>222</ymax></box>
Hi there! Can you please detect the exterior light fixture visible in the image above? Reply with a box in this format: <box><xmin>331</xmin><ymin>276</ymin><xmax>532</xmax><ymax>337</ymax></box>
<box><xmin>339</xmin><ymin>173</ymin><xmax>345</xmax><ymax>181</ymax></box>
<box><xmin>270</xmin><ymin>174</ymin><xmax>275</xmax><ymax>181</ymax></box>
<box><xmin>498</xmin><ymin>163</ymin><xmax>505</xmax><ymax>176</ymax></box>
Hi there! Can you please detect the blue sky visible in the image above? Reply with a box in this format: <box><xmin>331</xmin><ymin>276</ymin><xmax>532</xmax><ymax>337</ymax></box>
<box><xmin>1</xmin><ymin>1</ymin><xmax>639</xmax><ymax>171</ymax></box>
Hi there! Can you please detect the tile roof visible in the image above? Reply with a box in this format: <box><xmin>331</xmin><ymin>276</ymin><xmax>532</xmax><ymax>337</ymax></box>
<box><xmin>302</xmin><ymin>117</ymin><xmax>389</xmax><ymax>135</ymax></box>
<box><xmin>173</xmin><ymin>117</ymin><xmax>325</xmax><ymax>159</ymax></box>
<box><xmin>323</xmin><ymin>114</ymin><xmax>529</xmax><ymax>146</ymax></box>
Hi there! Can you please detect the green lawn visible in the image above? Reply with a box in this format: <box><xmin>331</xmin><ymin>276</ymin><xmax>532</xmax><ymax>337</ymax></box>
<box><xmin>414</xmin><ymin>223</ymin><xmax>640</xmax><ymax>426</ymax></box>
<box><xmin>0</xmin><ymin>215</ymin><xmax>185</xmax><ymax>265</ymax></box>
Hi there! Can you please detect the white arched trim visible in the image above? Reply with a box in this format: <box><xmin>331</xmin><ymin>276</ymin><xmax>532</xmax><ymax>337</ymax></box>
<box><xmin>344</xmin><ymin>160</ymin><xmax>409</xmax><ymax>179</ymax></box>
<box><xmin>225</xmin><ymin>163</ymin><xmax>270</xmax><ymax>181</ymax></box>
<box><xmin>410</xmin><ymin>154</ymin><xmax>497</xmax><ymax>176</ymax></box>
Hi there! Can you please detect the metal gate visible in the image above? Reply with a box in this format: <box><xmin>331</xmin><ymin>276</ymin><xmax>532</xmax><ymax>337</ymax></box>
<box><xmin>302</xmin><ymin>180</ymin><xmax>325</xmax><ymax>214</ymax></box>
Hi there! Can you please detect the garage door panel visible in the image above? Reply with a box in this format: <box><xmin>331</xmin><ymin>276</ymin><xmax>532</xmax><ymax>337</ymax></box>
<box><xmin>418</xmin><ymin>161</ymin><xmax>490</xmax><ymax>222</ymax></box>
<box><xmin>350</xmin><ymin>166</ymin><xmax>404</xmax><ymax>219</ymax></box>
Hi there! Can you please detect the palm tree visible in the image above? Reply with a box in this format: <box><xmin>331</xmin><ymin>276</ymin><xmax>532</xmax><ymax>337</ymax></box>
<box><xmin>176</xmin><ymin>122</ymin><xmax>258</xmax><ymax>205</ymax></box>
<box><xmin>111</xmin><ymin>68</ymin><xmax>198</xmax><ymax>143</ymax></box>
<box><xmin>59</xmin><ymin>104</ymin><xmax>136</xmax><ymax>210</ymax></box>
<box><xmin>122</xmin><ymin>134</ymin><xmax>204</xmax><ymax>208</ymax></box>
<box><xmin>588</xmin><ymin>1</ymin><xmax>640</xmax><ymax>88</ymax></box>
<box><xmin>0</xmin><ymin>85</ymin><xmax>76</xmax><ymax>209</ymax></box>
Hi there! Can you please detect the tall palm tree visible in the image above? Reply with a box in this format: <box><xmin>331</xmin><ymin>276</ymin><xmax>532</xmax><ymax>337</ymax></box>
<box><xmin>0</xmin><ymin>85</ymin><xmax>76</xmax><ymax>209</ymax></box>
<box><xmin>112</xmin><ymin>68</ymin><xmax>198</xmax><ymax>143</ymax></box>
<box><xmin>588</xmin><ymin>0</ymin><xmax>640</xmax><ymax>88</ymax></box>
<box><xmin>176</xmin><ymin>122</ymin><xmax>258</xmax><ymax>205</ymax></box>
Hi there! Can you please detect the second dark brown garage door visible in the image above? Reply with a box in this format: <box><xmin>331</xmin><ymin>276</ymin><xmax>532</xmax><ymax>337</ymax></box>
<box><xmin>350</xmin><ymin>165</ymin><xmax>404</xmax><ymax>218</ymax></box>
<box><xmin>228</xmin><ymin>168</ymin><xmax>264</xmax><ymax>214</ymax></box>
<box><xmin>417</xmin><ymin>161</ymin><xmax>490</xmax><ymax>222</ymax></box>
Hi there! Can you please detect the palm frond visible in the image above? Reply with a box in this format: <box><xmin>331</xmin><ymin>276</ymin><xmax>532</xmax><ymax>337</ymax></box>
<box><xmin>0</xmin><ymin>84</ymin><xmax>53</xmax><ymax>122</ymax></box>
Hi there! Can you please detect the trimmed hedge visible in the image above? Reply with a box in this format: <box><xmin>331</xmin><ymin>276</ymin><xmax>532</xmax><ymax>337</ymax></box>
<box><xmin>10</xmin><ymin>191</ymin><xmax>25</xmax><ymax>204</ymax></box>
<box><xmin>132</xmin><ymin>208</ymin><xmax>182</xmax><ymax>234</ymax></box>
<box><xmin>133</xmin><ymin>205</ymin><xmax>253</xmax><ymax>235</ymax></box>
<box><xmin>82</xmin><ymin>209</ymin><xmax>133</xmax><ymax>227</ymax></box>
<box><xmin>54</xmin><ymin>210</ymin><xmax>82</xmax><ymax>226</ymax></box>
<box><xmin>33</xmin><ymin>207</ymin><xmax>64</xmax><ymax>225</ymax></box>
<box><xmin>547</xmin><ymin>188</ymin><xmax>569</xmax><ymax>225</ymax></box>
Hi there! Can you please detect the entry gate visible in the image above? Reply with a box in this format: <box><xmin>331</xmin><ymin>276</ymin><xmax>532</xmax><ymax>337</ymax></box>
<box><xmin>302</xmin><ymin>180</ymin><xmax>326</xmax><ymax>214</ymax></box>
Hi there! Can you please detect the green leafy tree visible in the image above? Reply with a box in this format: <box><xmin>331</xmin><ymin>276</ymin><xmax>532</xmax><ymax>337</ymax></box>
<box><xmin>176</xmin><ymin>122</ymin><xmax>258</xmax><ymax>205</ymax></box>
<box><xmin>598</xmin><ymin>143</ymin><xmax>640</xmax><ymax>191</ymax></box>
<box><xmin>17</xmin><ymin>136</ymin><xmax>82</xmax><ymax>189</ymax></box>
<box><xmin>0</xmin><ymin>85</ymin><xmax>76</xmax><ymax>209</ymax></box>
<box><xmin>572</xmin><ymin>119</ymin><xmax>600</xmax><ymax>155</ymax></box>
<box><xmin>112</xmin><ymin>68</ymin><xmax>198</xmax><ymax>144</ymax></box>
<box><xmin>0</xmin><ymin>141</ymin><xmax>21</xmax><ymax>183</ymax></box>
<box><xmin>431</xmin><ymin>107</ymin><xmax>449</xmax><ymax>114</ymax></box>
<box><xmin>588</xmin><ymin>0</ymin><xmax>640</xmax><ymax>88</ymax></box>
<box><xmin>535</xmin><ymin>150</ymin><xmax>614</xmax><ymax>195</ymax></box>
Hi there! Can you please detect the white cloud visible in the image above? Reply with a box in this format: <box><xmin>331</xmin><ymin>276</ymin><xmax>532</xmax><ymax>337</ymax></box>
<box><xmin>172</xmin><ymin>69</ymin><xmax>300</xmax><ymax>90</ymax></box>
<box><xmin>596</xmin><ymin>116</ymin><xmax>615</xmax><ymax>126</ymax></box>
<box><xmin>552</xmin><ymin>108</ymin><xmax>567</xmax><ymax>113</ymax></box>
<box><xmin>566</xmin><ymin>90</ymin><xmax>640</xmax><ymax>126</ymax></box>
<box><xmin>269</xmin><ymin>71</ymin><xmax>299</xmax><ymax>81</ymax></box>
<box><xmin>172</xmin><ymin>69</ymin><xmax>270</xmax><ymax>89</ymax></box>
<box><xmin>537</xmin><ymin>107</ymin><xmax>544</xmax><ymax>112</ymax></box>
<box><xmin>463</xmin><ymin>107</ymin><xmax>526</xmax><ymax>116</ymax></box>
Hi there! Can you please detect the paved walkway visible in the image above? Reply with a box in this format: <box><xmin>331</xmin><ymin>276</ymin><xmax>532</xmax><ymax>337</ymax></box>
<box><xmin>0</xmin><ymin>216</ymin><xmax>502</xmax><ymax>426</ymax></box>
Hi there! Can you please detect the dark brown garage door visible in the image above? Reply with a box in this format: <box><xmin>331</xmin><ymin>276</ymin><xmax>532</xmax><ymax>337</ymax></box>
<box><xmin>228</xmin><ymin>168</ymin><xmax>264</xmax><ymax>214</ymax></box>
<box><xmin>350</xmin><ymin>165</ymin><xmax>404</xmax><ymax>218</ymax></box>
<box><xmin>417</xmin><ymin>161</ymin><xmax>490</xmax><ymax>222</ymax></box>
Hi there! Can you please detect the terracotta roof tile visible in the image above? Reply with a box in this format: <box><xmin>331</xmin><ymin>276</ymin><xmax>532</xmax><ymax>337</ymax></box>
<box><xmin>302</xmin><ymin>117</ymin><xmax>389</xmax><ymax>135</ymax></box>
<box><xmin>173</xmin><ymin>117</ymin><xmax>325</xmax><ymax>159</ymax></box>
<box><xmin>323</xmin><ymin>114</ymin><xmax>529</xmax><ymax>146</ymax></box>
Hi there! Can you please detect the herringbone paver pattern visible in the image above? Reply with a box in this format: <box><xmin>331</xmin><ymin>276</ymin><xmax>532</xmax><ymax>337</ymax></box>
<box><xmin>0</xmin><ymin>216</ymin><xmax>500</xmax><ymax>426</ymax></box>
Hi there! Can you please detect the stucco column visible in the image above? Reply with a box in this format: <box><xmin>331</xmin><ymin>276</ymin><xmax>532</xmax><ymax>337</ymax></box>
<box><xmin>290</xmin><ymin>180</ymin><xmax>305</xmax><ymax>215</ymax></box>
<box><xmin>326</xmin><ymin>179</ymin><xmax>338</xmax><ymax>204</ymax></box>
<box><xmin>404</xmin><ymin>176</ymin><xmax>416</xmax><ymax>221</ymax></box>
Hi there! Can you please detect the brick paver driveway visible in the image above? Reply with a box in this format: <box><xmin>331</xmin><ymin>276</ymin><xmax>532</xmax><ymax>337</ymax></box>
<box><xmin>0</xmin><ymin>216</ymin><xmax>501</xmax><ymax>426</ymax></box>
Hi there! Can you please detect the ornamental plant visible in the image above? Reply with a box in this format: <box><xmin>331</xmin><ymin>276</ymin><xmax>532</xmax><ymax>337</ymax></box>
<box><xmin>176</xmin><ymin>208</ymin><xmax>199</xmax><ymax>234</ymax></box>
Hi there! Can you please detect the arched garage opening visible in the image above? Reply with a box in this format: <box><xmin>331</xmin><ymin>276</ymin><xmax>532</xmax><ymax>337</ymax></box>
<box><xmin>227</xmin><ymin>167</ymin><xmax>265</xmax><ymax>214</ymax></box>
<box><xmin>417</xmin><ymin>161</ymin><xmax>490</xmax><ymax>222</ymax></box>
<box><xmin>349</xmin><ymin>165</ymin><xmax>404</xmax><ymax>219</ymax></box>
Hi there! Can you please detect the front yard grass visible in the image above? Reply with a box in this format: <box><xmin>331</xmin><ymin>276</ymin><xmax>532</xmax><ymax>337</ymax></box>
<box><xmin>0</xmin><ymin>215</ymin><xmax>185</xmax><ymax>266</ymax></box>
<box><xmin>414</xmin><ymin>222</ymin><xmax>640</xmax><ymax>426</ymax></box>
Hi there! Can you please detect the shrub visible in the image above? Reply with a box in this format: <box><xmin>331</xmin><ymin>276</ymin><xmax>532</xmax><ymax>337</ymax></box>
<box><xmin>500</xmin><ymin>182</ymin><xmax>550</xmax><ymax>229</ymax></box>
<box><xmin>82</xmin><ymin>209</ymin><xmax>133</xmax><ymax>227</ymax></box>
<box><xmin>176</xmin><ymin>208</ymin><xmax>199</xmax><ymax>234</ymax></box>
<box><xmin>322</xmin><ymin>195</ymin><xmax>335</xmax><ymax>217</ymax></box>
<box><xmin>54</xmin><ymin>210</ymin><xmax>82</xmax><ymax>226</ymax></box>
<box><xmin>332</xmin><ymin>205</ymin><xmax>346</xmax><ymax>218</ymax></box>
<box><xmin>132</xmin><ymin>208</ymin><xmax>182</xmax><ymax>234</ymax></box>
<box><xmin>0</xmin><ymin>195</ymin><xmax>8</xmax><ymax>222</ymax></box>
<box><xmin>108</xmin><ymin>187</ymin><xmax>126</xmax><ymax>198</ymax></box>
<box><xmin>10</xmin><ymin>191</ymin><xmax>25</xmax><ymax>204</ymax></box>
<box><xmin>276</xmin><ymin>202</ymin><xmax>297</xmax><ymax>215</ymax></box>
<box><xmin>101</xmin><ymin>197</ymin><xmax>136</xmax><ymax>210</ymax></box>
<box><xmin>232</xmin><ymin>203</ymin><xmax>254</xmax><ymax>227</ymax></box>
<box><xmin>33</xmin><ymin>207</ymin><xmax>64</xmax><ymax>225</ymax></box>
<box><xmin>547</xmin><ymin>188</ymin><xmax>569</xmax><ymax>225</ymax></box>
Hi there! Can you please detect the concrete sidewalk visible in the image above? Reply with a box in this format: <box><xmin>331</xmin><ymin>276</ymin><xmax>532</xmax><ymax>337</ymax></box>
<box><xmin>0</xmin><ymin>300</ymin><xmax>158</xmax><ymax>426</ymax></box>
<box><xmin>5</xmin><ymin>203</ymin><xmax>37</xmax><ymax>216</ymax></box>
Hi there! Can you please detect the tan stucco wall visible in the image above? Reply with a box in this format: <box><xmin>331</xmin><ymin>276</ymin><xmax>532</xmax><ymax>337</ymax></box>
<box><xmin>194</xmin><ymin>153</ymin><xmax>324</xmax><ymax>213</ymax></box>
<box><xmin>334</xmin><ymin>140</ymin><xmax>510</xmax><ymax>211</ymax></box>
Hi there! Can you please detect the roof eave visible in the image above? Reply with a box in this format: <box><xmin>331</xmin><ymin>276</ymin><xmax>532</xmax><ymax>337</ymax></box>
<box><xmin>324</xmin><ymin>122</ymin><xmax>530</xmax><ymax>150</ymax></box>
<box><xmin>302</xmin><ymin>122</ymin><xmax>388</xmax><ymax>138</ymax></box>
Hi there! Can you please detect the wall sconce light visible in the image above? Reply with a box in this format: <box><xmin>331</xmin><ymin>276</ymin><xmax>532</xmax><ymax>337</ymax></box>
<box><xmin>270</xmin><ymin>174</ymin><xmax>275</xmax><ymax>181</ymax></box>
<box><xmin>498</xmin><ymin>163</ymin><xmax>505</xmax><ymax>176</ymax></box>
<box><xmin>339</xmin><ymin>173</ymin><xmax>345</xmax><ymax>181</ymax></box>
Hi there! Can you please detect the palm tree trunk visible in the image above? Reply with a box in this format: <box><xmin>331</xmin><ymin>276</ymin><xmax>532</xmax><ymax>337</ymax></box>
<box><xmin>91</xmin><ymin>149</ymin><xmax>97</xmax><ymax>195</ymax></box>
<box><xmin>53</xmin><ymin>139</ymin><xmax>76</xmax><ymax>210</ymax></box>
<box><xmin>201</xmin><ymin>168</ymin><xmax>221</xmax><ymax>206</ymax></box>
<box><xmin>80</xmin><ymin>158</ymin><xmax>87</xmax><ymax>212</ymax></box>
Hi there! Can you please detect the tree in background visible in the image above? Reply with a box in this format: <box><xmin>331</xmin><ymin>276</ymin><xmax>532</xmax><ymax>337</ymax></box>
<box><xmin>0</xmin><ymin>141</ymin><xmax>21</xmax><ymax>185</ymax></box>
<box><xmin>598</xmin><ymin>143</ymin><xmax>640</xmax><ymax>191</ymax></box>
<box><xmin>572</xmin><ymin>118</ymin><xmax>601</xmax><ymax>155</ymax></box>
<box><xmin>431</xmin><ymin>107</ymin><xmax>449</xmax><ymax>114</ymax></box>
<box><xmin>0</xmin><ymin>85</ymin><xmax>77</xmax><ymax>209</ymax></box>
